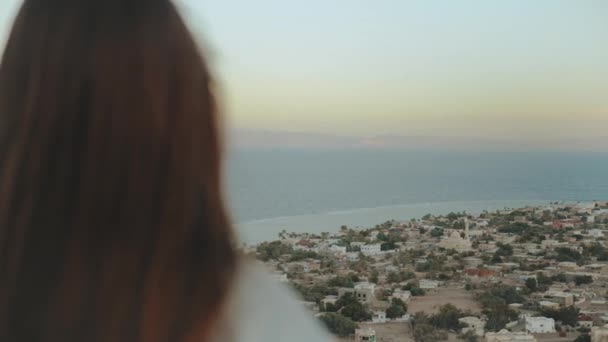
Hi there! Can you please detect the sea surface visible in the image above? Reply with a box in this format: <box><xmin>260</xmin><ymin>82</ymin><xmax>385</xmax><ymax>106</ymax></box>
<box><xmin>225</xmin><ymin>149</ymin><xmax>608</xmax><ymax>243</ymax></box>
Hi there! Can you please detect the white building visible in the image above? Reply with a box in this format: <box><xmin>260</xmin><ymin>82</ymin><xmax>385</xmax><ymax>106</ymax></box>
<box><xmin>321</xmin><ymin>295</ymin><xmax>339</xmax><ymax>310</ymax></box>
<box><xmin>354</xmin><ymin>282</ymin><xmax>376</xmax><ymax>304</ymax></box>
<box><xmin>541</xmin><ymin>239</ymin><xmax>559</xmax><ymax>248</ymax></box>
<box><xmin>355</xmin><ymin>327</ymin><xmax>376</xmax><ymax>342</ymax></box>
<box><xmin>314</xmin><ymin>242</ymin><xmax>330</xmax><ymax>253</ymax></box>
<box><xmin>346</xmin><ymin>252</ymin><xmax>359</xmax><ymax>261</ymax></box>
<box><xmin>477</xmin><ymin>220</ymin><xmax>490</xmax><ymax>227</ymax></box>
<box><xmin>524</xmin><ymin>316</ymin><xmax>555</xmax><ymax>334</ymax></box>
<box><xmin>539</xmin><ymin>301</ymin><xmax>560</xmax><ymax>309</ymax></box>
<box><xmin>293</xmin><ymin>244</ymin><xmax>313</xmax><ymax>251</ymax></box>
<box><xmin>463</xmin><ymin>257</ymin><xmax>484</xmax><ymax>268</ymax></box>
<box><xmin>361</xmin><ymin>244</ymin><xmax>382</xmax><ymax>256</ymax></box>
<box><xmin>372</xmin><ymin>310</ymin><xmax>387</xmax><ymax>323</ymax></box>
<box><xmin>330</xmin><ymin>245</ymin><xmax>347</xmax><ymax>255</ymax></box>
<box><xmin>438</xmin><ymin>218</ymin><xmax>472</xmax><ymax>252</ymax></box>
<box><xmin>557</xmin><ymin>262</ymin><xmax>578</xmax><ymax>271</ymax></box>
<box><xmin>589</xmin><ymin>229</ymin><xmax>603</xmax><ymax>238</ymax></box>
<box><xmin>419</xmin><ymin>279</ymin><xmax>440</xmax><ymax>290</ymax></box>
<box><xmin>543</xmin><ymin>291</ymin><xmax>574</xmax><ymax>306</ymax></box>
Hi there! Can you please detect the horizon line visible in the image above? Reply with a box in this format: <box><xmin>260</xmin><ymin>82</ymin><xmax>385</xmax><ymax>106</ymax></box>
<box><xmin>227</xmin><ymin>128</ymin><xmax>608</xmax><ymax>152</ymax></box>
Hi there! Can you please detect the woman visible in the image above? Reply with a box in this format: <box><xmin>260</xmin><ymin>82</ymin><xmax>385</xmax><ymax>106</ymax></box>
<box><xmin>0</xmin><ymin>0</ymin><xmax>331</xmax><ymax>341</ymax></box>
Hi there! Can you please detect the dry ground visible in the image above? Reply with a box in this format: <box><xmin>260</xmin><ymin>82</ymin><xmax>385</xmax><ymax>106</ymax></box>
<box><xmin>337</xmin><ymin>322</ymin><xmax>413</xmax><ymax>342</ymax></box>
<box><xmin>534</xmin><ymin>332</ymin><xmax>581</xmax><ymax>342</ymax></box>
<box><xmin>407</xmin><ymin>287</ymin><xmax>481</xmax><ymax>315</ymax></box>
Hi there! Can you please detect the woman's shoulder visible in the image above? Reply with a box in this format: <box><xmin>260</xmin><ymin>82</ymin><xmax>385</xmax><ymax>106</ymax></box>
<box><xmin>217</xmin><ymin>258</ymin><xmax>333</xmax><ymax>342</ymax></box>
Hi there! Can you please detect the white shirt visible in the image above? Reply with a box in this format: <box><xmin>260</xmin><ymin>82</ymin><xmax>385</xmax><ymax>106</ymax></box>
<box><xmin>212</xmin><ymin>260</ymin><xmax>334</xmax><ymax>342</ymax></box>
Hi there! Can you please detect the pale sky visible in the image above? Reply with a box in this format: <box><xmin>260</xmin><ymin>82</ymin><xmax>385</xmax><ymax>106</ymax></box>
<box><xmin>2</xmin><ymin>1</ymin><xmax>608</xmax><ymax>139</ymax></box>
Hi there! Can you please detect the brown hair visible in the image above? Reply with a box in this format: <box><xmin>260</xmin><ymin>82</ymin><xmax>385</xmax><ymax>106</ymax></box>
<box><xmin>0</xmin><ymin>0</ymin><xmax>237</xmax><ymax>341</ymax></box>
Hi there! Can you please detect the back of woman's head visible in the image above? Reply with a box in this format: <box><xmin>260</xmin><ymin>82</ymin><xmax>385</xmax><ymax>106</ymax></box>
<box><xmin>0</xmin><ymin>0</ymin><xmax>236</xmax><ymax>341</ymax></box>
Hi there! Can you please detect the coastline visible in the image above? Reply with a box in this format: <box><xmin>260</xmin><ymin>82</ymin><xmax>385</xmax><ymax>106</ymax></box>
<box><xmin>234</xmin><ymin>199</ymin><xmax>572</xmax><ymax>244</ymax></box>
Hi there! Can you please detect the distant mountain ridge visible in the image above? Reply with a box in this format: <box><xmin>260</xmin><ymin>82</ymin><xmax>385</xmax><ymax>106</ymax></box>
<box><xmin>229</xmin><ymin>129</ymin><xmax>608</xmax><ymax>152</ymax></box>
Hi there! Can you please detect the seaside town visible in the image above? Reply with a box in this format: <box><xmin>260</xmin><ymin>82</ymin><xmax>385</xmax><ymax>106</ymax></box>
<box><xmin>243</xmin><ymin>202</ymin><xmax>608</xmax><ymax>342</ymax></box>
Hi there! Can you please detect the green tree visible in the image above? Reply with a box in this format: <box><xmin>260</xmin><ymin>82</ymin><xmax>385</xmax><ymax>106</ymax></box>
<box><xmin>377</xmin><ymin>232</ymin><xmax>388</xmax><ymax>241</ymax></box>
<box><xmin>386</xmin><ymin>270</ymin><xmax>415</xmax><ymax>284</ymax></box>
<box><xmin>402</xmin><ymin>283</ymin><xmax>426</xmax><ymax>296</ymax></box>
<box><xmin>498</xmin><ymin>222</ymin><xmax>530</xmax><ymax>234</ymax></box>
<box><xmin>552</xmin><ymin>273</ymin><xmax>568</xmax><ymax>283</ymax></box>
<box><xmin>348</xmin><ymin>272</ymin><xmax>360</xmax><ymax>282</ymax></box>
<box><xmin>386</xmin><ymin>303</ymin><xmax>406</xmax><ymax>319</ymax></box>
<box><xmin>575</xmin><ymin>275</ymin><xmax>593</xmax><ymax>286</ymax></box>
<box><xmin>540</xmin><ymin>306</ymin><xmax>579</xmax><ymax>327</ymax></box>
<box><xmin>491</xmin><ymin>254</ymin><xmax>503</xmax><ymax>264</ymax></box>
<box><xmin>393</xmin><ymin>297</ymin><xmax>407</xmax><ymax>311</ymax></box>
<box><xmin>328</xmin><ymin>275</ymin><xmax>355</xmax><ymax>288</ymax></box>
<box><xmin>291</xmin><ymin>283</ymin><xmax>336</xmax><ymax>304</ymax></box>
<box><xmin>429</xmin><ymin>303</ymin><xmax>465</xmax><ymax>331</ymax></box>
<box><xmin>335</xmin><ymin>293</ymin><xmax>371</xmax><ymax>322</ymax></box>
<box><xmin>555</xmin><ymin>247</ymin><xmax>582</xmax><ymax>262</ymax></box>
<box><xmin>412</xmin><ymin>313</ymin><xmax>448</xmax><ymax>342</ymax></box>
<box><xmin>288</xmin><ymin>249</ymin><xmax>320</xmax><ymax>262</ymax></box>
<box><xmin>461</xmin><ymin>330</ymin><xmax>479</xmax><ymax>342</ymax></box>
<box><xmin>402</xmin><ymin>271</ymin><xmax>416</xmax><ymax>281</ymax></box>
<box><xmin>410</xmin><ymin>287</ymin><xmax>426</xmax><ymax>296</ymax></box>
<box><xmin>430</xmin><ymin>228</ymin><xmax>444</xmax><ymax>237</ymax></box>
<box><xmin>416</xmin><ymin>262</ymin><xmax>431</xmax><ymax>272</ymax></box>
<box><xmin>381</xmin><ymin>241</ymin><xmax>397</xmax><ymax>251</ymax></box>
<box><xmin>574</xmin><ymin>333</ymin><xmax>591</xmax><ymax>342</ymax></box>
<box><xmin>447</xmin><ymin>212</ymin><xmax>460</xmax><ymax>221</ymax></box>
<box><xmin>525</xmin><ymin>278</ymin><xmax>538</xmax><ymax>292</ymax></box>
<box><xmin>256</xmin><ymin>241</ymin><xmax>293</xmax><ymax>261</ymax></box>
<box><xmin>476</xmin><ymin>286</ymin><xmax>521</xmax><ymax>331</ymax></box>
<box><xmin>536</xmin><ymin>272</ymin><xmax>553</xmax><ymax>286</ymax></box>
<box><xmin>495</xmin><ymin>243</ymin><xmax>513</xmax><ymax>257</ymax></box>
<box><xmin>369</xmin><ymin>269</ymin><xmax>379</xmax><ymax>284</ymax></box>
<box><xmin>319</xmin><ymin>313</ymin><xmax>358</xmax><ymax>337</ymax></box>
<box><xmin>386</xmin><ymin>298</ymin><xmax>408</xmax><ymax>319</ymax></box>
<box><xmin>335</xmin><ymin>292</ymin><xmax>358</xmax><ymax>308</ymax></box>
<box><xmin>487</xmin><ymin>285</ymin><xmax>524</xmax><ymax>304</ymax></box>
<box><xmin>485</xmin><ymin>307</ymin><xmax>518</xmax><ymax>332</ymax></box>
<box><xmin>387</xmin><ymin>271</ymin><xmax>401</xmax><ymax>284</ymax></box>
<box><xmin>324</xmin><ymin>303</ymin><xmax>337</xmax><ymax>312</ymax></box>
<box><xmin>341</xmin><ymin>302</ymin><xmax>372</xmax><ymax>322</ymax></box>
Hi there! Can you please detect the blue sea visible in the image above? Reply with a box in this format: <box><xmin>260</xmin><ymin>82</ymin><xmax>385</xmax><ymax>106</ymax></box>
<box><xmin>225</xmin><ymin>149</ymin><xmax>608</xmax><ymax>243</ymax></box>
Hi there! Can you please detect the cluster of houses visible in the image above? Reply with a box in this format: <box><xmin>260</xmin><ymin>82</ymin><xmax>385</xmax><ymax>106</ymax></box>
<box><xmin>250</xmin><ymin>201</ymin><xmax>608</xmax><ymax>341</ymax></box>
